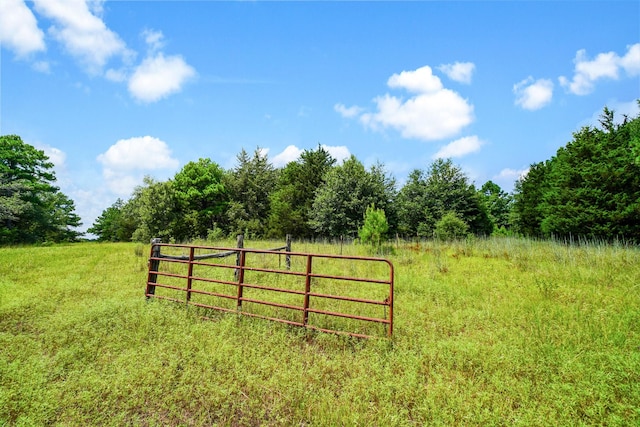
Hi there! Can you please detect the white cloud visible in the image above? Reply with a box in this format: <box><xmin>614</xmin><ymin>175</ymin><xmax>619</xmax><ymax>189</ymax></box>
<box><xmin>97</xmin><ymin>136</ymin><xmax>179</xmax><ymax>195</ymax></box>
<box><xmin>334</xmin><ymin>103</ymin><xmax>364</xmax><ymax>118</ymax></box>
<box><xmin>620</xmin><ymin>43</ymin><xmax>640</xmax><ymax>76</ymax></box>
<box><xmin>438</xmin><ymin>62</ymin><xmax>475</xmax><ymax>84</ymax></box>
<box><xmin>39</xmin><ymin>145</ymin><xmax>66</xmax><ymax>170</ymax></box>
<box><xmin>360</xmin><ymin>90</ymin><xmax>474</xmax><ymax>141</ymax></box>
<box><xmin>513</xmin><ymin>77</ymin><xmax>554</xmax><ymax>110</ymax></box>
<box><xmin>495</xmin><ymin>167</ymin><xmax>529</xmax><ymax>181</ymax></box>
<box><xmin>432</xmin><ymin>135</ymin><xmax>484</xmax><ymax>159</ymax></box>
<box><xmin>272</xmin><ymin>145</ymin><xmax>303</xmax><ymax>167</ymax></box>
<box><xmin>98</xmin><ymin>136</ymin><xmax>179</xmax><ymax>170</ymax></box>
<box><xmin>142</xmin><ymin>29</ymin><xmax>165</xmax><ymax>53</ymax></box>
<box><xmin>0</xmin><ymin>0</ymin><xmax>46</xmax><ymax>57</ymax></box>
<box><xmin>345</xmin><ymin>65</ymin><xmax>474</xmax><ymax>141</ymax></box>
<box><xmin>559</xmin><ymin>43</ymin><xmax>640</xmax><ymax>95</ymax></box>
<box><xmin>492</xmin><ymin>167</ymin><xmax>529</xmax><ymax>191</ymax></box>
<box><xmin>33</xmin><ymin>0</ymin><xmax>129</xmax><ymax>73</ymax></box>
<box><xmin>387</xmin><ymin>65</ymin><xmax>443</xmax><ymax>93</ymax></box>
<box><xmin>322</xmin><ymin>144</ymin><xmax>350</xmax><ymax>163</ymax></box>
<box><xmin>128</xmin><ymin>53</ymin><xmax>196</xmax><ymax>103</ymax></box>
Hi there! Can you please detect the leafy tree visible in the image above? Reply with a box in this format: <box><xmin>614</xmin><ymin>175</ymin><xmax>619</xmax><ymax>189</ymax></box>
<box><xmin>267</xmin><ymin>145</ymin><xmax>336</xmax><ymax>238</ymax></box>
<box><xmin>0</xmin><ymin>135</ymin><xmax>82</xmax><ymax>244</ymax></box>
<box><xmin>88</xmin><ymin>199</ymin><xmax>128</xmax><ymax>242</ymax></box>
<box><xmin>396</xmin><ymin>169</ymin><xmax>428</xmax><ymax>236</ymax></box>
<box><xmin>479</xmin><ymin>180</ymin><xmax>513</xmax><ymax>232</ymax></box>
<box><xmin>512</xmin><ymin>161</ymin><xmax>549</xmax><ymax>236</ymax></box>
<box><xmin>513</xmin><ymin>105</ymin><xmax>640</xmax><ymax>241</ymax></box>
<box><xmin>541</xmin><ymin>108</ymin><xmax>640</xmax><ymax>240</ymax></box>
<box><xmin>358</xmin><ymin>204</ymin><xmax>389</xmax><ymax>246</ymax></box>
<box><xmin>397</xmin><ymin>159</ymin><xmax>492</xmax><ymax>237</ymax></box>
<box><xmin>128</xmin><ymin>177</ymin><xmax>180</xmax><ymax>243</ymax></box>
<box><xmin>434</xmin><ymin>211</ymin><xmax>469</xmax><ymax>240</ymax></box>
<box><xmin>225</xmin><ymin>148</ymin><xmax>277</xmax><ymax>237</ymax></box>
<box><xmin>173</xmin><ymin>158</ymin><xmax>227</xmax><ymax>239</ymax></box>
<box><xmin>310</xmin><ymin>156</ymin><xmax>396</xmax><ymax>238</ymax></box>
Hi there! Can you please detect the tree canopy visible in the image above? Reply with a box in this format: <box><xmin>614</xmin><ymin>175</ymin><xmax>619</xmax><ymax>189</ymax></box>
<box><xmin>0</xmin><ymin>135</ymin><xmax>81</xmax><ymax>244</ymax></box>
<box><xmin>513</xmin><ymin>106</ymin><xmax>640</xmax><ymax>241</ymax></box>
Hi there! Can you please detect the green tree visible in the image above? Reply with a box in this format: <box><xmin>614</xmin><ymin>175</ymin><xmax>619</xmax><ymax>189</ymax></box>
<box><xmin>267</xmin><ymin>145</ymin><xmax>336</xmax><ymax>238</ymax></box>
<box><xmin>88</xmin><ymin>199</ymin><xmax>128</xmax><ymax>242</ymax></box>
<box><xmin>397</xmin><ymin>159</ymin><xmax>491</xmax><ymax>237</ymax></box>
<box><xmin>541</xmin><ymin>108</ymin><xmax>640</xmax><ymax>240</ymax></box>
<box><xmin>310</xmin><ymin>156</ymin><xmax>396</xmax><ymax>238</ymax></box>
<box><xmin>0</xmin><ymin>135</ymin><xmax>82</xmax><ymax>244</ymax></box>
<box><xmin>434</xmin><ymin>211</ymin><xmax>469</xmax><ymax>240</ymax></box>
<box><xmin>396</xmin><ymin>169</ymin><xmax>427</xmax><ymax>236</ymax></box>
<box><xmin>225</xmin><ymin>148</ymin><xmax>277</xmax><ymax>237</ymax></box>
<box><xmin>127</xmin><ymin>177</ymin><xmax>180</xmax><ymax>243</ymax></box>
<box><xmin>479</xmin><ymin>180</ymin><xmax>513</xmax><ymax>232</ymax></box>
<box><xmin>358</xmin><ymin>204</ymin><xmax>389</xmax><ymax>246</ymax></box>
<box><xmin>173</xmin><ymin>158</ymin><xmax>227</xmax><ymax>239</ymax></box>
<box><xmin>512</xmin><ymin>161</ymin><xmax>549</xmax><ymax>236</ymax></box>
<box><xmin>513</xmin><ymin>105</ymin><xmax>640</xmax><ymax>241</ymax></box>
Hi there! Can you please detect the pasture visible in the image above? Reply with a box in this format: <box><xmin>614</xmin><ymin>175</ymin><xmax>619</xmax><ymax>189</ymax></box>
<box><xmin>1</xmin><ymin>238</ymin><xmax>639</xmax><ymax>426</ymax></box>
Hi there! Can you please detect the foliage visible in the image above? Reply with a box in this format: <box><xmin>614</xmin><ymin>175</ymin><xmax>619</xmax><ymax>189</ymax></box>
<box><xmin>358</xmin><ymin>204</ymin><xmax>389</xmax><ymax>246</ymax></box>
<box><xmin>513</xmin><ymin>106</ymin><xmax>640</xmax><ymax>241</ymax></box>
<box><xmin>87</xmin><ymin>199</ymin><xmax>127</xmax><ymax>242</ymax></box>
<box><xmin>0</xmin><ymin>135</ymin><xmax>81</xmax><ymax>244</ymax></box>
<box><xmin>224</xmin><ymin>148</ymin><xmax>277</xmax><ymax>237</ymax></box>
<box><xmin>310</xmin><ymin>156</ymin><xmax>396</xmax><ymax>238</ymax></box>
<box><xmin>479</xmin><ymin>180</ymin><xmax>512</xmax><ymax>232</ymax></box>
<box><xmin>397</xmin><ymin>159</ymin><xmax>492</xmax><ymax>237</ymax></box>
<box><xmin>267</xmin><ymin>145</ymin><xmax>336</xmax><ymax>238</ymax></box>
<box><xmin>128</xmin><ymin>177</ymin><xmax>180</xmax><ymax>243</ymax></box>
<box><xmin>434</xmin><ymin>211</ymin><xmax>469</xmax><ymax>240</ymax></box>
<box><xmin>173</xmin><ymin>158</ymin><xmax>227</xmax><ymax>239</ymax></box>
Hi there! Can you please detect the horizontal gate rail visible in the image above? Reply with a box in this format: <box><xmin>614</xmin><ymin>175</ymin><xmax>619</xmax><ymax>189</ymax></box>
<box><xmin>145</xmin><ymin>241</ymin><xmax>394</xmax><ymax>338</ymax></box>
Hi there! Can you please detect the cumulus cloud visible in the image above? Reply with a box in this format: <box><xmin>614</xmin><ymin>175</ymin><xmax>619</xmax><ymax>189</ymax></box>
<box><xmin>6</xmin><ymin>1</ymin><xmax>195</xmax><ymax>103</ymax></box>
<box><xmin>438</xmin><ymin>62</ymin><xmax>475</xmax><ymax>84</ymax></box>
<box><xmin>334</xmin><ymin>103</ymin><xmax>364</xmax><ymax>118</ymax></box>
<box><xmin>387</xmin><ymin>65</ymin><xmax>444</xmax><ymax>93</ymax></box>
<box><xmin>432</xmin><ymin>135</ymin><xmax>484</xmax><ymax>159</ymax></box>
<box><xmin>513</xmin><ymin>77</ymin><xmax>554</xmax><ymax>110</ymax></box>
<box><xmin>33</xmin><ymin>0</ymin><xmax>130</xmax><ymax>73</ymax></box>
<box><xmin>97</xmin><ymin>136</ymin><xmax>179</xmax><ymax>195</ymax></box>
<box><xmin>272</xmin><ymin>145</ymin><xmax>304</xmax><ymax>167</ymax></box>
<box><xmin>559</xmin><ymin>43</ymin><xmax>640</xmax><ymax>95</ymax></box>
<box><xmin>343</xmin><ymin>65</ymin><xmax>474</xmax><ymax>141</ymax></box>
<box><xmin>322</xmin><ymin>144</ymin><xmax>351</xmax><ymax>163</ymax></box>
<box><xmin>0</xmin><ymin>0</ymin><xmax>46</xmax><ymax>57</ymax></box>
<box><xmin>128</xmin><ymin>53</ymin><xmax>196</xmax><ymax>103</ymax></box>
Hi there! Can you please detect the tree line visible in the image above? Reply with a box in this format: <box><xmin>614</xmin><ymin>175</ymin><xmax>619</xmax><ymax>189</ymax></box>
<box><xmin>87</xmin><ymin>146</ymin><xmax>507</xmax><ymax>243</ymax></box>
<box><xmin>1</xmin><ymin>105</ymin><xmax>638</xmax><ymax>245</ymax></box>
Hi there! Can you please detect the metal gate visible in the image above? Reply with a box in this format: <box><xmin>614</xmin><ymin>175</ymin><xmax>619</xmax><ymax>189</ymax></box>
<box><xmin>145</xmin><ymin>242</ymin><xmax>394</xmax><ymax>338</ymax></box>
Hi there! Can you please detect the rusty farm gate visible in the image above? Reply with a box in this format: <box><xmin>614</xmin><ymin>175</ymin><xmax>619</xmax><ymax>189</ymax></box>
<box><xmin>145</xmin><ymin>240</ymin><xmax>394</xmax><ymax>338</ymax></box>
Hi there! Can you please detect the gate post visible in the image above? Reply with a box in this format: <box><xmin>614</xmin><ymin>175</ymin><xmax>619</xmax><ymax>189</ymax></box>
<box><xmin>146</xmin><ymin>238</ymin><xmax>162</xmax><ymax>299</ymax></box>
<box><xmin>285</xmin><ymin>234</ymin><xmax>291</xmax><ymax>270</ymax></box>
<box><xmin>234</xmin><ymin>234</ymin><xmax>244</xmax><ymax>280</ymax></box>
<box><xmin>302</xmin><ymin>255</ymin><xmax>313</xmax><ymax>326</ymax></box>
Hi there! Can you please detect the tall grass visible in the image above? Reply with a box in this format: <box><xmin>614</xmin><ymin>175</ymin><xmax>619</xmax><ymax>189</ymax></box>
<box><xmin>1</xmin><ymin>238</ymin><xmax>639</xmax><ymax>425</ymax></box>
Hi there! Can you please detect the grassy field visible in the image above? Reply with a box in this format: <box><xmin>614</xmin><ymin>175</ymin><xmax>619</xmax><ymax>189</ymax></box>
<box><xmin>1</xmin><ymin>238</ymin><xmax>639</xmax><ymax>426</ymax></box>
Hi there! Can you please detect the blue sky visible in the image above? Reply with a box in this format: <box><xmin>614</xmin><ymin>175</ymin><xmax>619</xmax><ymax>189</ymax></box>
<box><xmin>1</xmin><ymin>0</ymin><xmax>639</xmax><ymax>232</ymax></box>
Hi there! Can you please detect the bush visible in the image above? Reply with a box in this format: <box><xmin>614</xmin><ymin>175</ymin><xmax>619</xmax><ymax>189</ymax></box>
<box><xmin>434</xmin><ymin>211</ymin><xmax>469</xmax><ymax>241</ymax></box>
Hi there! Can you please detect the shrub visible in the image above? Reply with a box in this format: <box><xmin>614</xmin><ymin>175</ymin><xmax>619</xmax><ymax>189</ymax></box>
<box><xmin>434</xmin><ymin>211</ymin><xmax>469</xmax><ymax>241</ymax></box>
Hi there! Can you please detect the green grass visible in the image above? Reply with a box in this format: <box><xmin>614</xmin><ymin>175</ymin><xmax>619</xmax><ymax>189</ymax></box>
<box><xmin>1</xmin><ymin>238</ymin><xmax>639</xmax><ymax>426</ymax></box>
